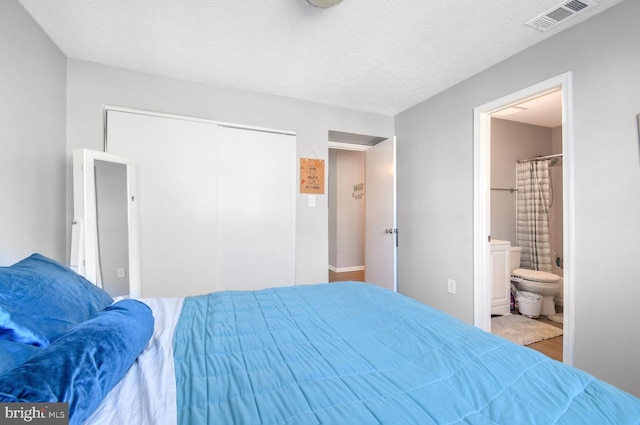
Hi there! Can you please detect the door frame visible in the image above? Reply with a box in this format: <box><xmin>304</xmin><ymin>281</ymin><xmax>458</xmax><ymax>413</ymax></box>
<box><xmin>328</xmin><ymin>141</ymin><xmax>369</xmax><ymax>277</ymax></box>
<box><xmin>328</xmin><ymin>139</ymin><xmax>398</xmax><ymax>292</ymax></box>
<box><xmin>472</xmin><ymin>72</ymin><xmax>575</xmax><ymax>365</ymax></box>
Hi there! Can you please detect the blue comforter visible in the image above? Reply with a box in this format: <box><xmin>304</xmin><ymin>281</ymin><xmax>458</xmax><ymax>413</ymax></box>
<box><xmin>173</xmin><ymin>282</ymin><xmax>640</xmax><ymax>424</ymax></box>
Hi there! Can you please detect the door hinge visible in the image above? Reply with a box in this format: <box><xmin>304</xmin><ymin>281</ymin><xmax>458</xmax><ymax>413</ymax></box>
<box><xmin>385</xmin><ymin>228</ymin><xmax>399</xmax><ymax>247</ymax></box>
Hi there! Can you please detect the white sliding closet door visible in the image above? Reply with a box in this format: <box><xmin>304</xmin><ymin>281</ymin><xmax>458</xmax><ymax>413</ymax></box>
<box><xmin>106</xmin><ymin>110</ymin><xmax>296</xmax><ymax>297</ymax></box>
<box><xmin>107</xmin><ymin>111</ymin><xmax>219</xmax><ymax>297</ymax></box>
<box><xmin>215</xmin><ymin>126</ymin><xmax>296</xmax><ymax>291</ymax></box>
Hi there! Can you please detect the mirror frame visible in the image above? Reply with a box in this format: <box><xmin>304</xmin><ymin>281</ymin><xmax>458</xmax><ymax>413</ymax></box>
<box><xmin>72</xmin><ymin>148</ymin><xmax>140</xmax><ymax>298</ymax></box>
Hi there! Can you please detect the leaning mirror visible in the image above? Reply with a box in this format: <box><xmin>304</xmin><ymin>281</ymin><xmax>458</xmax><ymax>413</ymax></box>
<box><xmin>71</xmin><ymin>149</ymin><xmax>140</xmax><ymax>298</ymax></box>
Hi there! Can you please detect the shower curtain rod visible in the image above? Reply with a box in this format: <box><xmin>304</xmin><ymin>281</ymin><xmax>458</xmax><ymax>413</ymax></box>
<box><xmin>517</xmin><ymin>153</ymin><xmax>563</xmax><ymax>163</ymax></box>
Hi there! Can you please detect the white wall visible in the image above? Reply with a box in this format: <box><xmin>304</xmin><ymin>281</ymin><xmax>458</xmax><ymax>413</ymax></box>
<box><xmin>490</xmin><ymin>119</ymin><xmax>552</xmax><ymax>244</ymax></box>
<box><xmin>65</xmin><ymin>59</ymin><xmax>394</xmax><ymax>285</ymax></box>
<box><xmin>396</xmin><ymin>0</ymin><xmax>640</xmax><ymax>396</ymax></box>
<box><xmin>0</xmin><ymin>1</ymin><xmax>66</xmax><ymax>265</ymax></box>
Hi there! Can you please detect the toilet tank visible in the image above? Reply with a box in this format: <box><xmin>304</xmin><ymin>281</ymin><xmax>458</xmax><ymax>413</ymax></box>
<box><xmin>510</xmin><ymin>246</ymin><xmax>522</xmax><ymax>272</ymax></box>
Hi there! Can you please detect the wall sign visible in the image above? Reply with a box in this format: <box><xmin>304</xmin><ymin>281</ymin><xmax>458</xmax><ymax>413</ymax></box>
<box><xmin>353</xmin><ymin>182</ymin><xmax>365</xmax><ymax>199</ymax></box>
<box><xmin>300</xmin><ymin>158</ymin><xmax>325</xmax><ymax>194</ymax></box>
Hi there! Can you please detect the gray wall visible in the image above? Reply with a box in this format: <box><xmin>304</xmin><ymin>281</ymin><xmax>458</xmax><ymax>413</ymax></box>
<box><xmin>0</xmin><ymin>1</ymin><xmax>66</xmax><ymax>265</ymax></box>
<box><xmin>65</xmin><ymin>59</ymin><xmax>394</xmax><ymax>285</ymax></box>
<box><xmin>396</xmin><ymin>0</ymin><xmax>640</xmax><ymax>396</ymax></box>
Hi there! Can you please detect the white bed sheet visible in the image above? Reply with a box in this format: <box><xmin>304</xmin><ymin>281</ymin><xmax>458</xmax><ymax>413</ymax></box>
<box><xmin>85</xmin><ymin>297</ymin><xmax>184</xmax><ymax>425</ymax></box>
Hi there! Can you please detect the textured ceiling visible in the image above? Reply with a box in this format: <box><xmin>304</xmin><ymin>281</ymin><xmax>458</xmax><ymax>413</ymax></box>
<box><xmin>18</xmin><ymin>0</ymin><xmax>624</xmax><ymax>115</ymax></box>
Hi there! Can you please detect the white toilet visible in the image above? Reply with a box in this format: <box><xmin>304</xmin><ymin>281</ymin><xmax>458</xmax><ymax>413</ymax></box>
<box><xmin>510</xmin><ymin>246</ymin><xmax>562</xmax><ymax>316</ymax></box>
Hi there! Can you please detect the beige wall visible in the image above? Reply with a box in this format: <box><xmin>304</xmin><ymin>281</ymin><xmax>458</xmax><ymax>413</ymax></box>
<box><xmin>328</xmin><ymin>149</ymin><xmax>365</xmax><ymax>270</ymax></box>
<box><xmin>490</xmin><ymin>118</ymin><xmax>553</xmax><ymax>245</ymax></box>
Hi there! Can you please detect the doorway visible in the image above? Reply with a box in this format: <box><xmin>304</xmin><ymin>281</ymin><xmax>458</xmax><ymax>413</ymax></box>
<box><xmin>473</xmin><ymin>73</ymin><xmax>575</xmax><ymax>364</ymax></box>
<box><xmin>328</xmin><ymin>147</ymin><xmax>366</xmax><ymax>280</ymax></box>
<box><xmin>328</xmin><ymin>131</ymin><xmax>397</xmax><ymax>291</ymax></box>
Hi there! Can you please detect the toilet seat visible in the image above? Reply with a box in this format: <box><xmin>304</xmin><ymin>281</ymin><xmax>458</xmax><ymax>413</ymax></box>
<box><xmin>512</xmin><ymin>268</ymin><xmax>560</xmax><ymax>283</ymax></box>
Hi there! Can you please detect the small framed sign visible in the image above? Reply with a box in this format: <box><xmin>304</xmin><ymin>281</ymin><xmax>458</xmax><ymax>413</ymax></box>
<box><xmin>300</xmin><ymin>158</ymin><xmax>325</xmax><ymax>194</ymax></box>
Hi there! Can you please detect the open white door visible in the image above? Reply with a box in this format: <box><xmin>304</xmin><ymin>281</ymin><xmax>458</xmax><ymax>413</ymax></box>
<box><xmin>365</xmin><ymin>137</ymin><xmax>397</xmax><ymax>292</ymax></box>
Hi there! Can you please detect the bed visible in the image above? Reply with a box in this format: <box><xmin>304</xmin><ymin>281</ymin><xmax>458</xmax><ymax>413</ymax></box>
<box><xmin>2</xmin><ymin>254</ymin><xmax>640</xmax><ymax>424</ymax></box>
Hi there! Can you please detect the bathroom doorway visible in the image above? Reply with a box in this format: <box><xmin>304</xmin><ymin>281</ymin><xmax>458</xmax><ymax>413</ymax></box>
<box><xmin>473</xmin><ymin>73</ymin><xmax>575</xmax><ymax>365</ymax></box>
<box><xmin>490</xmin><ymin>89</ymin><xmax>565</xmax><ymax>362</ymax></box>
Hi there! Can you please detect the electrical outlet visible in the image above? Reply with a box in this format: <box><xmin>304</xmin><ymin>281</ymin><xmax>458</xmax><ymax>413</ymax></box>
<box><xmin>117</xmin><ymin>268</ymin><xmax>126</xmax><ymax>278</ymax></box>
<box><xmin>447</xmin><ymin>278</ymin><xmax>456</xmax><ymax>295</ymax></box>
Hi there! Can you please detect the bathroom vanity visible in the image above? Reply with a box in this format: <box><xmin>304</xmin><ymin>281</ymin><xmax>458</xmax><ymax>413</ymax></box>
<box><xmin>490</xmin><ymin>240</ymin><xmax>511</xmax><ymax>315</ymax></box>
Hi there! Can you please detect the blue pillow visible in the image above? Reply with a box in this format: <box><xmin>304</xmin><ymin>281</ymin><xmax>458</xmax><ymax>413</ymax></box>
<box><xmin>0</xmin><ymin>340</ymin><xmax>41</xmax><ymax>374</ymax></box>
<box><xmin>0</xmin><ymin>308</ymin><xmax>49</xmax><ymax>347</ymax></box>
<box><xmin>0</xmin><ymin>253</ymin><xmax>113</xmax><ymax>345</ymax></box>
<box><xmin>0</xmin><ymin>299</ymin><xmax>154</xmax><ymax>425</ymax></box>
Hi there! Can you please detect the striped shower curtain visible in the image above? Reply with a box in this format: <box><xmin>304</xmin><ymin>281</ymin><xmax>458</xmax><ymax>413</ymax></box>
<box><xmin>516</xmin><ymin>160</ymin><xmax>552</xmax><ymax>272</ymax></box>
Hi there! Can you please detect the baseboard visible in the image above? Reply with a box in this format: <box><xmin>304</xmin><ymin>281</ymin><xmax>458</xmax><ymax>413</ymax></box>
<box><xmin>328</xmin><ymin>265</ymin><xmax>365</xmax><ymax>273</ymax></box>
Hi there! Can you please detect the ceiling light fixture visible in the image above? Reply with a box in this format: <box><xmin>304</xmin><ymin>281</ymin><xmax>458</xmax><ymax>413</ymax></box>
<box><xmin>307</xmin><ymin>0</ymin><xmax>342</xmax><ymax>8</ymax></box>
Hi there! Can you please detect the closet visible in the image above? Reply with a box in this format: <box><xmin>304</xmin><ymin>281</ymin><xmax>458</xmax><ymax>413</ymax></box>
<box><xmin>105</xmin><ymin>109</ymin><xmax>296</xmax><ymax>297</ymax></box>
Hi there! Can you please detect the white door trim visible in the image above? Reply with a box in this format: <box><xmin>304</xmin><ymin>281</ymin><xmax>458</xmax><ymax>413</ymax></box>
<box><xmin>328</xmin><ymin>141</ymin><xmax>371</xmax><ymax>152</ymax></box>
<box><xmin>329</xmin><ymin>139</ymin><xmax>397</xmax><ymax>292</ymax></box>
<box><xmin>473</xmin><ymin>72</ymin><xmax>575</xmax><ymax>365</ymax></box>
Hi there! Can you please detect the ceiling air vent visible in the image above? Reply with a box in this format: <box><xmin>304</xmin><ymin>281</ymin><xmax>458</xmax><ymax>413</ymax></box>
<box><xmin>527</xmin><ymin>0</ymin><xmax>598</xmax><ymax>32</ymax></box>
